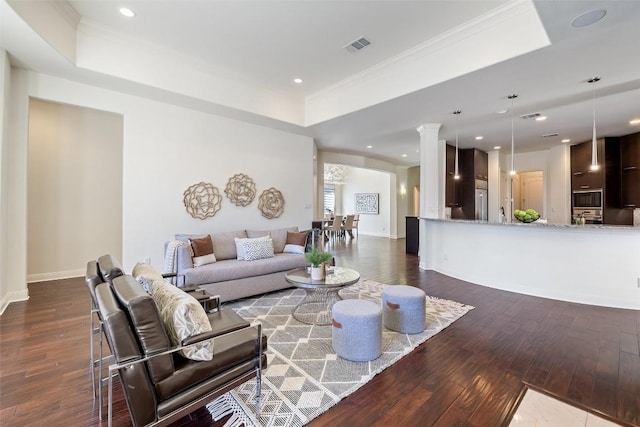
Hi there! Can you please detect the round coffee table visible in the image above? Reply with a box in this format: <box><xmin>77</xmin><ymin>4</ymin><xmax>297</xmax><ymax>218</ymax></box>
<box><xmin>285</xmin><ymin>267</ymin><xmax>360</xmax><ymax>325</ymax></box>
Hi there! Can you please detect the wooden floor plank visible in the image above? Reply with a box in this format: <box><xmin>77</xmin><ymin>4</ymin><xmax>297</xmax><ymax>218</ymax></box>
<box><xmin>1</xmin><ymin>235</ymin><xmax>638</xmax><ymax>426</ymax></box>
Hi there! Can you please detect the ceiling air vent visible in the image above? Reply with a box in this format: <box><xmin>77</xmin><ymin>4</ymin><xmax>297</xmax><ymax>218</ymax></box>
<box><xmin>520</xmin><ymin>112</ymin><xmax>542</xmax><ymax>120</ymax></box>
<box><xmin>344</xmin><ymin>36</ymin><xmax>371</xmax><ymax>53</ymax></box>
<box><xmin>542</xmin><ymin>133</ymin><xmax>559</xmax><ymax>138</ymax></box>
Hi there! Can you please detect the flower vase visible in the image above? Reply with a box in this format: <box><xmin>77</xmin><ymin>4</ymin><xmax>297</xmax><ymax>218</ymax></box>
<box><xmin>310</xmin><ymin>266</ymin><xmax>325</xmax><ymax>281</ymax></box>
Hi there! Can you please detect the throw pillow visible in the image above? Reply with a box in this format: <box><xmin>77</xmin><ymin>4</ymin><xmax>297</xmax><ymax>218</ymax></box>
<box><xmin>189</xmin><ymin>235</ymin><xmax>216</xmax><ymax>267</ymax></box>
<box><xmin>131</xmin><ymin>262</ymin><xmax>164</xmax><ymax>283</ymax></box>
<box><xmin>234</xmin><ymin>235</ymin><xmax>269</xmax><ymax>260</ymax></box>
<box><xmin>189</xmin><ymin>235</ymin><xmax>213</xmax><ymax>257</ymax></box>
<box><xmin>286</xmin><ymin>231</ymin><xmax>308</xmax><ymax>246</ymax></box>
<box><xmin>283</xmin><ymin>231</ymin><xmax>307</xmax><ymax>254</ymax></box>
<box><xmin>242</xmin><ymin>238</ymin><xmax>275</xmax><ymax>261</ymax></box>
<box><xmin>151</xmin><ymin>281</ymin><xmax>213</xmax><ymax>361</ymax></box>
<box><xmin>193</xmin><ymin>253</ymin><xmax>216</xmax><ymax>267</ymax></box>
<box><xmin>283</xmin><ymin>243</ymin><xmax>305</xmax><ymax>254</ymax></box>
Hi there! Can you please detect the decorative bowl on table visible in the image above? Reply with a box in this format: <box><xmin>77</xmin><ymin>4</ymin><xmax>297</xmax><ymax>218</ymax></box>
<box><xmin>514</xmin><ymin>208</ymin><xmax>540</xmax><ymax>223</ymax></box>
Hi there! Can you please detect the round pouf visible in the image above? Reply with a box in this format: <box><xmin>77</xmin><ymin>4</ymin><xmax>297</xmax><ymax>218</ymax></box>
<box><xmin>332</xmin><ymin>299</ymin><xmax>382</xmax><ymax>362</ymax></box>
<box><xmin>382</xmin><ymin>285</ymin><xmax>426</xmax><ymax>334</ymax></box>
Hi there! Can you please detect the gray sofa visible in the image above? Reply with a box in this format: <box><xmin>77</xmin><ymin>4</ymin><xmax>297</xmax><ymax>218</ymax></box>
<box><xmin>166</xmin><ymin>227</ymin><xmax>309</xmax><ymax>303</ymax></box>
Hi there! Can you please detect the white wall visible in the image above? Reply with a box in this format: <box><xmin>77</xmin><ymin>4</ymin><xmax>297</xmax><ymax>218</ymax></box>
<box><xmin>546</xmin><ymin>144</ymin><xmax>571</xmax><ymax>224</ymax></box>
<box><xmin>503</xmin><ymin>147</ymin><xmax>571</xmax><ymax>224</ymax></box>
<box><xmin>0</xmin><ymin>49</ymin><xmax>14</xmax><ymax>313</ymax></box>
<box><xmin>27</xmin><ymin>99</ymin><xmax>123</xmax><ymax>281</ymax></box>
<box><xmin>421</xmin><ymin>219</ymin><xmax>640</xmax><ymax>310</ymax></box>
<box><xmin>318</xmin><ymin>151</ymin><xmax>403</xmax><ymax>238</ymax></box>
<box><xmin>2</xmin><ymin>69</ymin><xmax>314</xmax><ymax>310</ymax></box>
<box><xmin>341</xmin><ymin>166</ymin><xmax>392</xmax><ymax>237</ymax></box>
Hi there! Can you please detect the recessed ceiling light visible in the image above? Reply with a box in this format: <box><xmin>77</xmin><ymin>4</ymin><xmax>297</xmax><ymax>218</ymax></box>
<box><xmin>535</xmin><ymin>116</ymin><xmax>547</xmax><ymax>121</ymax></box>
<box><xmin>562</xmin><ymin>139</ymin><xmax>571</xmax><ymax>143</ymax></box>
<box><xmin>496</xmin><ymin>109</ymin><xmax>508</xmax><ymax>115</ymax></box>
<box><xmin>293</xmin><ymin>78</ymin><xmax>303</xmax><ymax>84</ymax></box>
<box><xmin>494</xmin><ymin>146</ymin><xmax>501</xmax><ymax>150</ymax></box>
<box><xmin>571</xmin><ymin>9</ymin><xmax>606</xmax><ymax>28</ymax></box>
<box><xmin>119</xmin><ymin>7</ymin><xmax>135</xmax><ymax>17</ymax></box>
<box><xmin>416</xmin><ymin>149</ymin><xmax>419</xmax><ymax>153</ymax></box>
<box><xmin>366</xmin><ymin>145</ymin><xmax>373</xmax><ymax>149</ymax></box>
<box><xmin>475</xmin><ymin>136</ymin><xmax>483</xmax><ymax>140</ymax></box>
<box><xmin>630</xmin><ymin>119</ymin><xmax>640</xmax><ymax>125</ymax></box>
<box><xmin>402</xmin><ymin>154</ymin><xmax>407</xmax><ymax>158</ymax></box>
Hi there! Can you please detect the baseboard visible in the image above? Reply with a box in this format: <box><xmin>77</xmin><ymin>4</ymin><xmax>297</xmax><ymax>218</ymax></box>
<box><xmin>0</xmin><ymin>290</ymin><xmax>29</xmax><ymax>315</ymax></box>
<box><xmin>27</xmin><ymin>269</ymin><xmax>84</xmax><ymax>283</ymax></box>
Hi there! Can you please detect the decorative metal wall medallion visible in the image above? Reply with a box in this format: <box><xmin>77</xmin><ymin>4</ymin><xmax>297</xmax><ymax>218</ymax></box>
<box><xmin>183</xmin><ymin>182</ymin><xmax>222</xmax><ymax>219</ymax></box>
<box><xmin>258</xmin><ymin>187</ymin><xmax>285</xmax><ymax>219</ymax></box>
<box><xmin>225</xmin><ymin>173</ymin><xmax>256</xmax><ymax>207</ymax></box>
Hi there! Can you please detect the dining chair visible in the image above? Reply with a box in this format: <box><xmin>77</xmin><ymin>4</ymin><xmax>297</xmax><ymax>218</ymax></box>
<box><xmin>326</xmin><ymin>215</ymin><xmax>344</xmax><ymax>239</ymax></box>
<box><xmin>352</xmin><ymin>214</ymin><xmax>360</xmax><ymax>237</ymax></box>
<box><xmin>342</xmin><ymin>215</ymin><xmax>356</xmax><ymax>238</ymax></box>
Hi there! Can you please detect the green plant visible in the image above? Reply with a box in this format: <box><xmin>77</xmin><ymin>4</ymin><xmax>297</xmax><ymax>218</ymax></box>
<box><xmin>304</xmin><ymin>246</ymin><xmax>332</xmax><ymax>267</ymax></box>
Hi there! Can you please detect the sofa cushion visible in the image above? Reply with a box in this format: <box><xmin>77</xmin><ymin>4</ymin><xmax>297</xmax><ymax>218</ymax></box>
<box><xmin>242</xmin><ymin>238</ymin><xmax>275</xmax><ymax>261</ymax></box>
<box><xmin>211</xmin><ymin>230</ymin><xmax>248</xmax><ymax>260</ymax></box>
<box><xmin>183</xmin><ymin>253</ymin><xmax>306</xmax><ymax>285</ymax></box>
<box><xmin>246</xmin><ymin>226</ymin><xmax>298</xmax><ymax>253</ymax></box>
<box><xmin>151</xmin><ymin>281</ymin><xmax>213</xmax><ymax>361</ymax></box>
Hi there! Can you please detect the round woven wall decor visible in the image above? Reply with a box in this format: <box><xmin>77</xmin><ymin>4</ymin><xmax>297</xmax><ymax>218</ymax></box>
<box><xmin>183</xmin><ymin>182</ymin><xmax>222</xmax><ymax>219</ymax></box>
<box><xmin>224</xmin><ymin>173</ymin><xmax>256</xmax><ymax>207</ymax></box>
<box><xmin>258</xmin><ymin>187</ymin><xmax>285</xmax><ymax>219</ymax></box>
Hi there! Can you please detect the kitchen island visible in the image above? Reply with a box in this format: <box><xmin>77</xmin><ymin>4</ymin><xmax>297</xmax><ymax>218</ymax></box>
<box><xmin>419</xmin><ymin>218</ymin><xmax>640</xmax><ymax>309</ymax></box>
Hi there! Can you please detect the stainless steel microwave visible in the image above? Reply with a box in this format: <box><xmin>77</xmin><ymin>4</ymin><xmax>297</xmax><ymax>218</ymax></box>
<box><xmin>572</xmin><ymin>189</ymin><xmax>603</xmax><ymax>208</ymax></box>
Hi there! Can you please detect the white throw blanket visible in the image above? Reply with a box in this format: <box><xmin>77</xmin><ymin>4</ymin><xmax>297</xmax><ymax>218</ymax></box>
<box><xmin>164</xmin><ymin>240</ymin><xmax>190</xmax><ymax>285</ymax></box>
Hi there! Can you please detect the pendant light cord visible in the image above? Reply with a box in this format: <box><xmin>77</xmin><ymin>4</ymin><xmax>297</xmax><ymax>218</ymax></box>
<box><xmin>589</xmin><ymin>77</ymin><xmax>600</xmax><ymax>169</ymax></box>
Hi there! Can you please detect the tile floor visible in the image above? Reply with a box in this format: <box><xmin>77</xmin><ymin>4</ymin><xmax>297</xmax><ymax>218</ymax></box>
<box><xmin>509</xmin><ymin>389</ymin><xmax>621</xmax><ymax>426</ymax></box>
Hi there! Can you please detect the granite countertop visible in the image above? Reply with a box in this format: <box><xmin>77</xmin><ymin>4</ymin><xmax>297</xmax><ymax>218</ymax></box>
<box><xmin>419</xmin><ymin>217</ymin><xmax>640</xmax><ymax>231</ymax></box>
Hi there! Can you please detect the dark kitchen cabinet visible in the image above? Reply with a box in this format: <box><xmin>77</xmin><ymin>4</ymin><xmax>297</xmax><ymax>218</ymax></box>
<box><xmin>570</xmin><ymin>139</ymin><xmax>604</xmax><ymax>191</ymax></box>
<box><xmin>474</xmin><ymin>149</ymin><xmax>488</xmax><ymax>180</ymax></box>
<box><xmin>405</xmin><ymin>216</ymin><xmax>419</xmax><ymax>255</ymax></box>
<box><xmin>570</xmin><ymin>136</ymin><xmax>635</xmax><ymax>225</ymax></box>
<box><xmin>621</xmin><ymin>132</ymin><xmax>640</xmax><ymax>208</ymax></box>
<box><xmin>456</xmin><ymin>148</ymin><xmax>488</xmax><ymax>220</ymax></box>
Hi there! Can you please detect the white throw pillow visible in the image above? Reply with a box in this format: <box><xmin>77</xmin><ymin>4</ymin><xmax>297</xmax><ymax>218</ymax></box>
<box><xmin>151</xmin><ymin>281</ymin><xmax>213</xmax><ymax>361</ymax></box>
<box><xmin>234</xmin><ymin>235</ymin><xmax>269</xmax><ymax>260</ymax></box>
<box><xmin>242</xmin><ymin>238</ymin><xmax>275</xmax><ymax>261</ymax></box>
<box><xmin>283</xmin><ymin>244</ymin><xmax>305</xmax><ymax>254</ymax></box>
<box><xmin>193</xmin><ymin>253</ymin><xmax>216</xmax><ymax>267</ymax></box>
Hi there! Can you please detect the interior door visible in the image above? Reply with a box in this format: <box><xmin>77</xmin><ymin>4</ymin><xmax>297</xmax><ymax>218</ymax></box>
<box><xmin>521</xmin><ymin>171</ymin><xmax>544</xmax><ymax>214</ymax></box>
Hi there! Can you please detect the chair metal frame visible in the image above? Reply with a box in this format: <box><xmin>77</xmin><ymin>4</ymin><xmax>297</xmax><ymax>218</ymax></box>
<box><xmin>106</xmin><ymin>323</ymin><xmax>263</xmax><ymax>427</ymax></box>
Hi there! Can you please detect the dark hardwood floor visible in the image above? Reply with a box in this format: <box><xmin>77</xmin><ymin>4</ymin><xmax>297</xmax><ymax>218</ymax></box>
<box><xmin>1</xmin><ymin>236</ymin><xmax>638</xmax><ymax>426</ymax></box>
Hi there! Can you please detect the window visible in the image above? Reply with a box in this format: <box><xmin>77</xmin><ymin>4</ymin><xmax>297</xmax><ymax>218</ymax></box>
<box><xmin>323</xmin><ymin>187</ymin><xmax>335</xmax><ymax>215</ymax></box>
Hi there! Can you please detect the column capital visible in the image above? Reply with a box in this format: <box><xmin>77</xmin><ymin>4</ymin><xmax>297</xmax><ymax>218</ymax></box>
<box><xmin>416</xmin><ymin>123</ymin><xmax>442</xmax><ymax>135</ymax></box>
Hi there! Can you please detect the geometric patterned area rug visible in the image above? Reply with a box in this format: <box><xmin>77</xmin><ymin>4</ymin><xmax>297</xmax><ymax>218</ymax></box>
<box><xmin>207</xmin><ymin>279</ymin><xmax>474</xmax><ymax>427</ymax></box>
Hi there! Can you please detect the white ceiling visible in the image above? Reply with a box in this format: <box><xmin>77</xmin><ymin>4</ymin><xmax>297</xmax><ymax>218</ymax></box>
<box><xmin>2</xmin><ymin>0</ymin><xmax>640</xmax><ymax>167</ymax></box>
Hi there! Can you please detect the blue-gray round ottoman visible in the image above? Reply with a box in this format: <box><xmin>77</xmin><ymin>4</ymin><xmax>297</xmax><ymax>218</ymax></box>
<box><xmin>382</xmin><ymin>285</ymin><xmax>426</xmax><ymax>334</ymax></box>
<box><xmin>331</xmin><ymin>299</ymin><xmax>382</xmax><ymax>362</ymax></box>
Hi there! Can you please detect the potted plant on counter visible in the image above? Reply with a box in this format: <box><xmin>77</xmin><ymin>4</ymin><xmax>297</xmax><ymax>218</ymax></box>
<box><xmin>305</xmin><ymin>246</ymin><xmax>333</xmax><ymax>280</ymax></box>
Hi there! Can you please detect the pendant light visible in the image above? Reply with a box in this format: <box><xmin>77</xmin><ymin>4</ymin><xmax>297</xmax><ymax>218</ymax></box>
<box><xmin>588</xmin><ymin>77</ymin><xmax>600</xmax><ymax>171</ymax></box>
<box><xmin>508</xmin><ymin>94</ymin><xmax>518</xmax><ymax>176</ymax></box>
<box><xmin>453</xmin><ymin>110</ymin><xmax>461</xmax><ymax>180</ymax></box>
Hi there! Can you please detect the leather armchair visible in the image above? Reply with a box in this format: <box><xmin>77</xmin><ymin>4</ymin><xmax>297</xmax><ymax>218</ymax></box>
<box><xmin>91</xmin><ymin>268</ymin><xmax>266</xmax><ymax>426</ymax></box>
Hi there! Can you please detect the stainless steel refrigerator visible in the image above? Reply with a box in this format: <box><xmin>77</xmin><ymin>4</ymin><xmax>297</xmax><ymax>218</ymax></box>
<box><xmin>475</xmin><ymin>180</ymin><xmax>488</xmax><ymax>221</ymax></box>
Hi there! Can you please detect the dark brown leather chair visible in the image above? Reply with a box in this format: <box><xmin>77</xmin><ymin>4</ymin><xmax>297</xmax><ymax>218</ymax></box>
<box><xmin>93</xmin><ymin>271</ymin><xmax>266</xmax><ymax>426</ymax></box>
